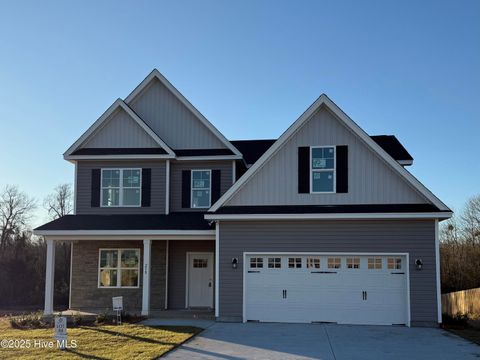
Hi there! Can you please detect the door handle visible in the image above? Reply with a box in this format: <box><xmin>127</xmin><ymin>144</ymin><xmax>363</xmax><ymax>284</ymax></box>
<box><xmin>362</xmin><ymin>291</ymin><xmax>368</xmax><ymax>300</ymax></box>
<box><xmin>282</xmin><ymin>290</ymin><xmax>287</xmax><ymax>299</ymax></box>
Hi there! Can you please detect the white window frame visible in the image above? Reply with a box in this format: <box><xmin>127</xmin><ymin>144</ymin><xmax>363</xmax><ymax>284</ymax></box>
<box><xmin>100</xmin><ymin>168</ymin><xmax>142</xmax><ymax>207</ymax></box>
<box><xmin>368</xmin><ymin>257</ymin><xmax>383</xmax><ymax>270</ymax></box>
<box><xmin>310</xmin><ymin>146</ymin><xmax>336</xmax><ymax>194</ymax></box>
<box><xmin>387</xmin><ymin>257</ymin><xmax>403</xmax><ymax>270</ymax></box>
<box><xmin>306</xmin><ymin>257</ymin><xmax>321</xmax><ymax>269</ymax></box>
<box><xmin>267</xmin><ymin>257</ymin><xmax>282</xmax><ymax>269</ymax></box>
<box><xmin>250</xmin><ymin>257</ymin><xmax>264</xmax><ymax>268</ymax></box>
<box><xmin>191</xmin><ymin>169</ymin><xmax>212</xmax><ymax>209</ymax></box>
<box><xmin>346</xmin><ymin>257</ymin><xmax>361</xmax><ymax>269</ymax></box>
<box><xmin>288</xmin><ymin>257</ymin><xmax>302</xmax><ymax>269</ymax></box>
<box><xmin>98</xmin><ymin>248</ymin><xmax>141</xmax><ymax>289</ymax></box>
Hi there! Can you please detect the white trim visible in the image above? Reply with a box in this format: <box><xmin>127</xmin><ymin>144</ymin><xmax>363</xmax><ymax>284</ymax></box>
<box><xmin>191</xmin><ymin>169</ymin><xmax>212</xmax><ymax>209</ymax></box>
<box><xmin>142</xmin><ymin>239</ymin><xmax>151</xmax><ymax>316</ymax></box>
<box><xmin>165</xmin><ymin>240</ymin><xmax>169</xmax><ymax>310</ymax></box>
<box><xmin>69</xmin><ymin>242</ymin><xmax>73</xmax><ymax>309</ymax></box>
<box><xmin>66</xmin><ymin>154</ymin><xmax>174</xmax><ymax>161</ymax></box>
<box><xmin>100</xmin><ymin>168</ymin><xmax>142</xmax><ymax>207</ymax></box>
<box><xmin>44</xmin><ymin>239</ymin><xmax>55</xmax><ymax>315</ymax></box>
<box><xmin>398</xmin><ymin>160</ymin><xmax>413</xmax><ymax>166</ymax></box>
<box><xmin>310</xmin><ymin>145</ymin><xmax>336</xmax><ymax>194</ymax></box>
<box><xmin>215</xmin><ymin>222</ymin><xmax>220</xmax><ymax>318</ymax></box>
<box><xmin>97</xmin><ymin>248</ymin><xmax>141</xmax><ymax>289</ymax></box>
<box><xmin>125</xmin><ymin>69</ymin><xmax>242</xmax><ymax>157</ymax></box>
<box><xmin>232</xmin><ymin>161</ymin><xmax>236</xmax><ymax>185</ymax></box>
<box><xmin>435</xmin><ymin>219</ymin><xmax>442</xmax><ymax>323</ymax></box>
<box><xmin>35</xmin><ymin>229</ymin><xmax>216</xmax><ymax>237</ymax></box>
<box><xmin>165</xmin><ymin>160</ymin><xmax>170</xmax><ymax>215</ymax></box>
<box><xmin>185</xmin><ymin>251</ymin><xmax>215</xmax><ymax>308</ymax></box>
<box><xmin>176</xmin><ymin>155</ymin><xmax>243</xmax><ymax>161</ymax></box>
<box><xmin>209</xmin><ymin>94</ymin><xmax>450</xmax><ymax>213</ymax></box>
<box><xmin>73</xmin><ymin>161</ymin><xmax>77</xmax><ymax>214</ymax></box>
<box><xmin>205</xmin><ymin>212</ymin><xmax>452</xmax><ymax>221</ymax></box>
<box><xmin>242</xmin><ymin>251</ymin><xmax>411</xmax><ymax>327</ymax></box>
<box><xmin>64</xmin><ymin>98</ymin><xmax>175</xmax><ymax>158</ymax></box>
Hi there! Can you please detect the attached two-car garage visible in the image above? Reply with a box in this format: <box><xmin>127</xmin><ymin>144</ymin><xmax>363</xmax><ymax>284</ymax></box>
<box><xmin>244</xmin><ymin>253</ymin><xmax>409</xmax><ymax>326</ymax></box>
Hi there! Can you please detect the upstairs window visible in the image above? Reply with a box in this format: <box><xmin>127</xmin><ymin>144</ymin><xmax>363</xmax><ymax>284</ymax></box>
<box><xmin>101</xmin><ymin>169</ymin><xmax>141</xmax><ymax>207</ymax></box>
<box><xmin>191</xmin><ymin>170</ymin><xmax>211</xmax><ymax>208</ymax></box>
<box><xmin>311</xmin><ymin>147</ymin><xmax>335</xmax><ymax>193</ymax></box>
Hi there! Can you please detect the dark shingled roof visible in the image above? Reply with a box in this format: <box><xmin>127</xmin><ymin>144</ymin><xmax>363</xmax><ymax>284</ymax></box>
<box><xmin>35</xmin><ymin>212</ymin><xmax>212</xmax><ymax>231</ymax></box>
<box><xmin>370</xmin><ymin>135</ymin><xmax>413</xmax><ymax>162</ymax></box>
<box><xmin>213</xmin><ymin>204</ymin><xmax>442</xmax><ymax>214</ymax></box>
<box><xmin>230</xmin><ymin>140</ymin><xmax>276</xmax><ymax>165</ymax></box>
<box><xmin>72</xmin><ymin>148</ymin><xmax>168</xmax><ymax>155</ymax></box>
<box><xmin>174</xmin><ymin>148</ymin><xmax>234</xmax><ymax>156</ymax></box>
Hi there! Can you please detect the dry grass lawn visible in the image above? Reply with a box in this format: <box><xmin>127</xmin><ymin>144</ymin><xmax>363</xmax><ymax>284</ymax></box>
<box><xmin>0</xmin><ymin>318</ymin><xmax>201</xmax><ymax>359</ymax></box>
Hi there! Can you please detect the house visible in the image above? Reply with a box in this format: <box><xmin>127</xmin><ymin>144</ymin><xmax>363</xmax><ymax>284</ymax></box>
<box><xmin>34</xmin><ymin>69</ymin><xmax>452</xmax><ymax>327</ymax></box>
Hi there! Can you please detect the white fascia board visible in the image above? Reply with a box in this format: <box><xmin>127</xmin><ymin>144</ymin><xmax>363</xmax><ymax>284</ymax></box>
<box><xmin>176</xmin><ymin>155</ymin><xmax>243</xmax><ymax>161</ymax></box>
<box><xmin>204</xmin><ymin>212</ymin><xmax>452</xmax><ymax>221</ymax></box>
<box><xmin>398</xmin><ymin>160</ymin><xmax>413</xmax><ymax>166</ymax></box>
<box><xmin>209</xmin><ymin>94</ymin><xmax>450</xmax><ymax>212</ymax></box>
<box><xmin>125</xmin><ymin>69</ymin><xmax>243</xmax><ymax>157</ymax></box>
<box><xmin>64</xmin><ymin>98</ymin><xmax>175</xmax><ymax>157</ymax></box>
<box><xmin>64</xmin><ymin>154</ymin><xmax>175</xmax><ymax>161</ymax></box>
<box><xmin>34</xmin><ymin>229</ymin><xmax>215</xmax><ymax>236</ymax></box>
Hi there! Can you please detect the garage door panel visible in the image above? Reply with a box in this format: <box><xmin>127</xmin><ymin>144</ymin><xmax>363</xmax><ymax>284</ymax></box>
<box><xmin>245</xmin><ymin>254</ymin><xmax>408</xmax><ymax>326</ymax></box>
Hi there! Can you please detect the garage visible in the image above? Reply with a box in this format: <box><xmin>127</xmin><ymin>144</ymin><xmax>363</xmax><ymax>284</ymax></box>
<box><xmin>244</xmin><ymin>253</ymin><xmax>409</xmax><ymax>326</ymax></box>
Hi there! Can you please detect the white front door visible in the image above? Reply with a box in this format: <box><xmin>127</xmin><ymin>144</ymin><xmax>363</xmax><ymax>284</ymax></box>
<box><xmin>187</xmin><ymin>252</ymin><xmax>214</xmax><ymax>308</ymax></box>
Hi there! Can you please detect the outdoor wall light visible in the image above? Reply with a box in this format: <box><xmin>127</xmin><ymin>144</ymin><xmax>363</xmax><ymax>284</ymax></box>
<box><xmin>231</xmin><ymin>258</ymin><xmax>238</xmax><ymax>269</ymax></box>
<box><xmin>415</xmin><ymin>259</ymin><xmax>423</xmax><ymax>270</ymax></box>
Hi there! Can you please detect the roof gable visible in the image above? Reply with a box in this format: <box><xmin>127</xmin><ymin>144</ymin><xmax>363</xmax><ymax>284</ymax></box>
<box><xmin>126</xmin><ymin>69</ymin><xmax>242</xmax><ymax>154</ymax></box>
<box><xmin>64</xmin><ymin>99</ymin><xmax>174</xmax><ymax>159</ymax></box>
<box><xmin>210</xmin><ymin>95</ymin><xmax>450</xmax><ymax>212</ymax></box>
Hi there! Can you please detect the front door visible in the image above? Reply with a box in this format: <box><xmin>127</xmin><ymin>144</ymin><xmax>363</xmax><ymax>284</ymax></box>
<box><xmin>187</xmin><ymin>252</ymin><xmax>214</xmax><ymax>308</ymax></box>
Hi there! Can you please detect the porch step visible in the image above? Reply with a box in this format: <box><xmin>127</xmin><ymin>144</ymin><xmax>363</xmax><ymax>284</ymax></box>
<box><xmin>149</xmin><ymin>309</ymin><xmax>215</xmax><ymax>320</ymax></box>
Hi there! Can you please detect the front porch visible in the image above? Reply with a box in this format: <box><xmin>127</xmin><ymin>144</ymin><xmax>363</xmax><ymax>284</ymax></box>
<box><xmin>42</xmin><ymin>236</ymin><xmax>216</xmax><ymax>317</ymax></box>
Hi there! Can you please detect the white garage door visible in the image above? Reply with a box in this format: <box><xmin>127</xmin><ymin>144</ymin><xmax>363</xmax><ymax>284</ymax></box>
<box><xmin>245</xmin><ymin>254</ymin><xmax>408</xmax><ymax>325</ymax></box>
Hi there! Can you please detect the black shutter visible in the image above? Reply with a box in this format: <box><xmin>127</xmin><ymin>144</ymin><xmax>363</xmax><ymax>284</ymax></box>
<box><xmin>298</xmin><ymin>147</ymin><xmax>310</xmax><ymax>193</ymax></box>
<box><xmin>211</xmin><ymin>170</ymin><xmax>221</xmax><ymax>204</ymax></box>
<box><xmin>336</xmin><ymin>145</ymin><xmax>348</xmax><ymax>193</ymax></box>
<box><xmin>141</xmin><ymin>168</ymin><xmax>151</xmax><ymax>207</ymax></box>
<box><xmin>181</xmin><ymin>170</ymin><xmax>191</xmax><ymax>208</ymax></box>
<box><xmin>91</xmin><ymin>169</ymin><xmax>101</xmax><ymax>207</ymax></box>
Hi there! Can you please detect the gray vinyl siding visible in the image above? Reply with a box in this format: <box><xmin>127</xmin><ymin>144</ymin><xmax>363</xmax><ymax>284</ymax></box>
<box><xmin>218</xmin><ymin>220</ymin><xmax>438</xmax><ymax>326</ymax></box>
<box><xmin>81</xmin><ymin>107</ymin><xmax>160</xmax><ymax>148</ymax></box>
<box><xmin>76</xmin><ymin>160</ymin><xmax>166</xmax><ymax>214</ymax></box>
<box><xmin>167</xmin><ymin>240</ymin><xmax>215</xmax><ymax>309</ymax></box>
<box><xmin>128</xmin><ymin>78</ymin><xmax>227</xmax><ymax>149</ymax></box>
<box><xmin>170</xmin><ymin>161</ymin><xmax>233</xmax><ymax>212</ymax></box>
<box><xmin>227</xmin><ymin>106</ymin><xmax>427</xmax><ymax>206</ymax></box>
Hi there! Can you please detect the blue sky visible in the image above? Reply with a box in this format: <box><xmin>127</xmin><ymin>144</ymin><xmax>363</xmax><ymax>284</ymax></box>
<box><xmin>0</xmin><ymin>0</ymin><xmax>478</xmax><ymax>226</ymax></box>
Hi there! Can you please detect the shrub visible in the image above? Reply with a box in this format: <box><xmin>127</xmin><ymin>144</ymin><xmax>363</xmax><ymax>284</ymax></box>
<box><xmin>71</xmin><ymin>311</ymin><xmax>82</xmax><ymax>327</ymax></box>
<box><xmin>10</xmin><ymin>312</ymin><xmax>49</xmax><ymax>329</ymax></box>
<box><xmin>443</xmin><ymin>313</ymin><xmax>469</xmax><ymax>327</ymax></box>
<box><xmin>95</xmin><ymin>310</ymin><xmax>109</xmax><ymax>325</ymax></box>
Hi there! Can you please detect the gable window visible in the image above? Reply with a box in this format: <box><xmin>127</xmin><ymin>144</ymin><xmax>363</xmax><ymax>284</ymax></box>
<box><xmin>311</xmin><ymin>147</ymin><xmax>335</xmax><ymax>193</ymax></box>
<box><xmin>98</xmin><ymin>249</ymin><xmax>140</xmax><ymax>288</ymax></box>
<box><xmin>101</xmin><ymin>169</ymin><xmax>141</xmax><ymax>207</ymax></box>
<box><xmin>191</xmin><ymin>170</ymin><xmax>211</xmax><ymax>208</ymax></box>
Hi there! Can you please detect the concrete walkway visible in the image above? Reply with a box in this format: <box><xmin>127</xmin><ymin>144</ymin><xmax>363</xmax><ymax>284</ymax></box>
<box><xmin>162</xmin><ymin>322</ymin><xmax>480</xmax><ymax>360</ymax></box>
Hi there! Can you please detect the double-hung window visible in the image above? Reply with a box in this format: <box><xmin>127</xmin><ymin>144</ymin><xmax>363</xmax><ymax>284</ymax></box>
<box><xmin>101</xmin><ymin>169</ymin><xmax>141</xmax><ymax>207</ymax></box>
<box><xmin>98</xmin><ymin>249</ymin><xmax>140</xmax><ymax>288</ymax></box>
<box><xmin>191</xmin><ymin>170</ymin><xmax>211</xmax><ymax>208</ymax></box>
<box><xmin>311</xmin><ymin>147</ymin><xmax>335</xmax><ymax>193</ymax></box>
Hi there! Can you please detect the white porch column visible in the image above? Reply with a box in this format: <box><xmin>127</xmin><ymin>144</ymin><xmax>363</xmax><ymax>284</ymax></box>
<box><xmin>44</xmin><ymin>239</ymin><xmax>55</xmax><ymax>315</ymax></box>
<box><xmin>142</xmin><ymin>239</ymin><xmax>152</xmax><ymax>316</ymax></box>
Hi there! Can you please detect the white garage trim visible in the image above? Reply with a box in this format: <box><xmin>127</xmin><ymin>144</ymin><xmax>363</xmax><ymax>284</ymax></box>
<box><xmin>242</xmin><ymin>251</ymin><xmax>411</xmax><ymax>327</ymax></box>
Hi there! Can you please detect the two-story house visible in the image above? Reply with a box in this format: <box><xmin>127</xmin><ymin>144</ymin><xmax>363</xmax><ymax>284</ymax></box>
<box><xmin>35</xmin><ymin>69</ymin><xmax>451</xmax><ymax>327</ymax></box>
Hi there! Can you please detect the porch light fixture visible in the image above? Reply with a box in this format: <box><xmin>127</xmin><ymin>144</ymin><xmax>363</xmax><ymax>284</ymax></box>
<box><xmin>231</xmin><ymin>258</ymin><xmax>238</xmax><ymax>269</ymax></box>
<box><xmin>415</xmin><ymin>259</ymin><xmax>423</xmax><ymax>270</ymax></box>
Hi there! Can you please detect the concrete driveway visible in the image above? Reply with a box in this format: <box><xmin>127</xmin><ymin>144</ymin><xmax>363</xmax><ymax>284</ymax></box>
<box><xmin>163</xmin><ymin>322</ymin><xmax>480</xmax><ymax>360</ymax></box>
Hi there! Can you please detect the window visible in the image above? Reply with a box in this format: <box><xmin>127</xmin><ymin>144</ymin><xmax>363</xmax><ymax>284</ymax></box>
<box><xmin>368</xmin><ymin>257</ymin><xmax>382</xmax><ymax>269</ymax></box>
<box><xmin>288</xmin><ymin>257</ymin><xmax>302</xmax><ymax>268</ymax></box>
<box><xmin>250</xmin><ymin>257</ymin><xmax>263</xmax><ymax>268</ymax></box>
<box><xmin>268</xmin><ymin>257</ymin><xmax>281</xmax><ymax>268</ymax></box>
<box><xmin>191</xmin><ymin>170</ymin><xmax>211</xmax><ymax>208</ymax></box>
<box><xmin>101</xmin><ymin>169</ymin><xmax>141</xmax><ymax>207</ymax></box>
<box><xmin>311</xmin><ymin>147</ymin><xmax>335</xmax><ymax>193</ymax></box>
<box><xmin>388</xmin><ymin>257</ymin><xmax>402</xmax><ymax>270</ymax></box>
<box><xmin>307</xmin><ymin>257</ymin><xmax>320</xmax><ymax>269</ymax></box>
<box><xmin>193</xmin><ymin>258</ymin><xmax>208</xmax><ymax>268</ymax></box>
<box><xmin>99</xmin><ymin>249</ymin><xmax>140</xmax><ymax>288</ymax></box>
<box><xmin>347</xmin><ymin>257</ymin><xmax>360</xmax><ymax>269</ymax></box>
<box><xmin>328</xmin><ymin>257</ymin><xmax>341</xmax><ymax>269</ymax></box>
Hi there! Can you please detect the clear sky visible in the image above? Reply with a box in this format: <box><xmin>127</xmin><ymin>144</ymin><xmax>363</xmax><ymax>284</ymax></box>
<box><xmin>0</xmin><ymin>0</ymin><xmax>478</xmax><ymax>226</ymax></box>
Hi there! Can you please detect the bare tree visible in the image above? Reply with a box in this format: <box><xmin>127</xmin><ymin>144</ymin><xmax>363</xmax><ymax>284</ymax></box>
<box><xmin>43</xmin><ymin>184</ymin><xmax>73</xmax><ymax>219</ymax></box>
<box><xmin>461</xmin><ymin>195</ymin><xmax>480</xmax><ymax>245</ymax></box>
<box><xmin>0</xmin><ymin>185</ymin><xmax>36</xmax><ymax>250</ymax></box>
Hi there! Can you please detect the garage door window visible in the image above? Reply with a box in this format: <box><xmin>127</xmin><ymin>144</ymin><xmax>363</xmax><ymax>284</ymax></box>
<box><xmin>268</xmin><ymin>257</ymin><xmax>281</xmax><ymax>268</ymax></box>
<box><xmin>346</xmin><ymin>257</ymin><xmax>360</xmax><ymax>269</ymax></box>
<box><xmin>388</xmin><ymin>257</ymin><xmax>402</xmax><ymax>270</ymax></box>
<box><xmin>328</xmin><ymin>257</ymin><xmax>341</xmax><ymax>269</ymax></box>
<box><xmin>288</xmin><ymin>258</ymin><xmax>302</xmax><ymax>269</ymax></box>
<box><xmin>250</xmin><ymin>257</ymin><xmax>263</xmax><ymax>268</ymax></box>
<box><xmin>368</xmin><ymin>257</ymin><xmax>382</xmax><ymax>269</ymax></box>
<box><xmin>307</xmin><ymin>257</ymin><xmax>320</xmax><ymax>269</ymax></box>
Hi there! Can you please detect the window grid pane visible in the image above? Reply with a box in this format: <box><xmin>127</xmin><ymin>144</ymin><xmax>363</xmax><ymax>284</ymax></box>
<box><xmin>191</xmin><ymin>170</ymin><xmax>211</xmax><ymax>208</ymax></box>
<box><xmin>99</xmin><ymin>249</ymin><xmax>139</xmax><ymax>288</ymax></box>
<box><xmin>347</xmin><ymin>257</ymin><xmax>360</xmax><ymax>269</ymax></box>
<box><xmin>368</xmin><ymin>257</ymin><xmax>383</xmax><ymax>269</ymax></box>
<box><xmin>328</xmin><ymin>257</ymin><xmax>341</xmax><ymax>269</ymax></box>
<box><xmin>288</xmin><ymin>257</ymin><xmax>302</xmax><ymax>268</ymax></box>
<box><xmin>250</xmin><ymin>257</ymin><xmax>263</xmax><ymax>268</ymax></box>
<box><xmin>268</xmin><ymin>257</ymin><xmax>281</xmax><ymax>268</ymax></box>
<box><xmin>101</xmin><ymin>169</ymin><xmax>141</xmax><ymax>207</ymax></box>
<box><xmin>307</xmin><ymin>257</ymin><xmax>320</xmax><ymax>269</ymax></box>
<box><xmin>388</xmin><ymin>257</ymin><xmax>402</xmax><ymax>270</ymax></box>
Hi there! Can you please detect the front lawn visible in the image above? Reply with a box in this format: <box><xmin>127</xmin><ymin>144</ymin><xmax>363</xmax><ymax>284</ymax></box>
<box><xmin>0</xmin><ymin>317</ymin><xmax>201</xmax><ymax>359</ymax></box>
